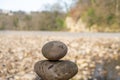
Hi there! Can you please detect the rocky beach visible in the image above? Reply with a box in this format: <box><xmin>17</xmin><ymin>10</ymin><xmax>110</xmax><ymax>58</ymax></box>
<box><xmin>0</xmin><ymin>32</ymin><xmax>120</xmax><ymax>80</ymax></box>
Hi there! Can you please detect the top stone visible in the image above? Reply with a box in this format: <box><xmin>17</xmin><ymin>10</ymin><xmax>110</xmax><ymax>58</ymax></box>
<box><xmin>42</xmin><ymin>41</ymin><xmax>68</xmax><ymax>60</ymax></box>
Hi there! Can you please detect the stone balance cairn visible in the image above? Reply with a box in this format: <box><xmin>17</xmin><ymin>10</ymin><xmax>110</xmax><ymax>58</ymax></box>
<box><xmin>34</xmin><ymin>41</ymin><xmax>78</xmax><ymax>80</ymax></box>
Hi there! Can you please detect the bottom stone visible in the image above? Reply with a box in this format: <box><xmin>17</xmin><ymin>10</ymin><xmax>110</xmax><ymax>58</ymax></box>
<box><xmin>34</xmin><ymin>60</ymin><xmax>78</xmax><ymax>80</ymax></box>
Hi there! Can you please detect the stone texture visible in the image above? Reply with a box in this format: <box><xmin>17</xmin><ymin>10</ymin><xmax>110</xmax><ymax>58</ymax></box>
<box><xmin>34</xmin><ymin>60</ymin><xmax>78</xmax><ymax>80</ymax></box>
<box><xmin>42</xmin><ymin>41</ymin><xmax>68</xmax><ymax>60</ymax></box>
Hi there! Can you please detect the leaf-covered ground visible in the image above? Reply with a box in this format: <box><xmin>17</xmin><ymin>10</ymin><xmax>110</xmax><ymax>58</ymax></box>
<box><xmin>0</xmin><ymin>35</ymin><xmax>120</xmax><ymax>80</ymax></box>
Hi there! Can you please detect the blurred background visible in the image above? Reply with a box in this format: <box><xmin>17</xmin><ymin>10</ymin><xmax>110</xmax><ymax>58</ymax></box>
<box><xmin>0</xmin><ymin>0</ymin><xmax>120</xmax><ymax>80</ymax></box>
<box><xmin>0</xmin><ymin>0</ymin><xmax>119</xmax><ymax>32</ymax></box>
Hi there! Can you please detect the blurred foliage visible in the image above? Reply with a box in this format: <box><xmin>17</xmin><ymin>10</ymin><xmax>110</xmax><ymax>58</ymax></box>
<box><xmin>69</xmin><ymin>0</ymin><xmax>120</xmax><ymax>32</ymax></box>
<box><xmin>0</xmin><ymin>0</ymin><xmax>120</xmax><ymax>32</ymax></box>
<box><xmin>0</xmin><ymin>11</ymin><xmax>67</xmax><ymax>31</ymax></box>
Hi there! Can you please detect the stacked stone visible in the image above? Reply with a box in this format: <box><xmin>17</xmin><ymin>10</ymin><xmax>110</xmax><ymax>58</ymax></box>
<box><xmin>34</xmin><ymin>41</ymin><xmax>78</xmax><ymax>80</ymax></box>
